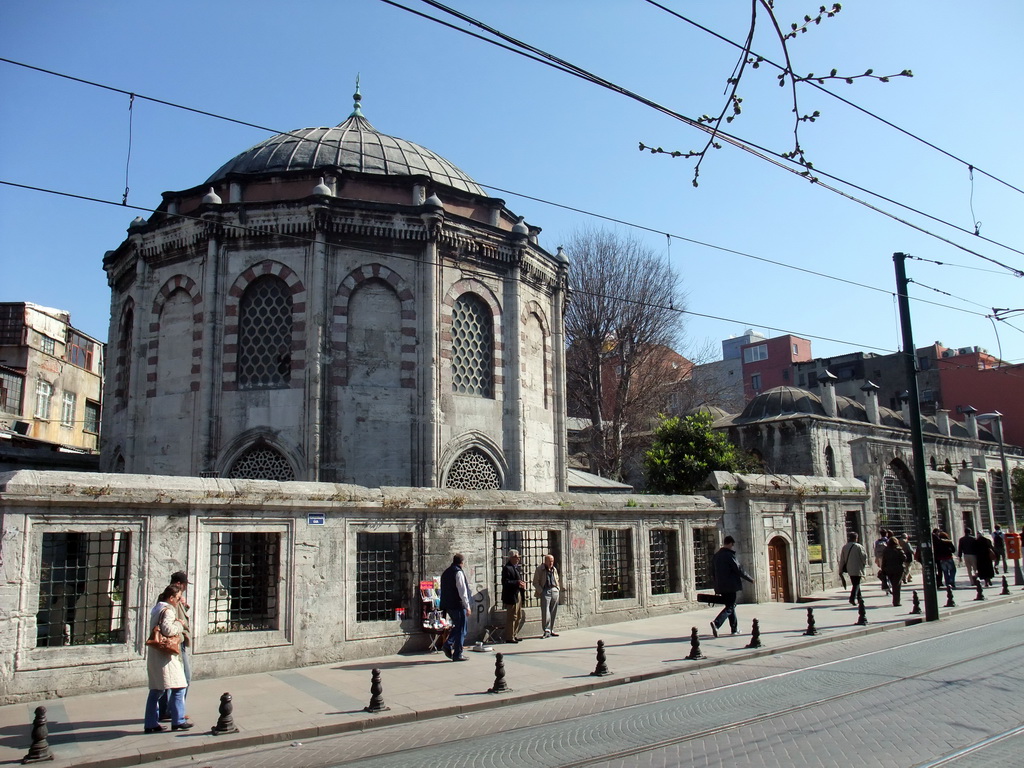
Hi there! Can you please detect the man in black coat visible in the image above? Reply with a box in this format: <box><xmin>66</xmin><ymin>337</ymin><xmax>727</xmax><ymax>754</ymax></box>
<box><xmin>500</xmin><ymin>550</ymin><xmax>527</xmax><ymax>643</ymax></box>
<box><xmin>440</xmin><ymin>553</ymin><xmax>471</xmax><ymax>661</ymax></box>
<box><xmin>710</xmin><ymin>536</ymin><xmax>754</xmax><ymax>637</ymax></box>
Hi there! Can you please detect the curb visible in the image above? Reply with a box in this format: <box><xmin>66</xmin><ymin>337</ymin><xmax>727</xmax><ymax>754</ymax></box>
<box><xmin>22</xmin><ymin>592</ymin><xmax>1021</xmax><ymax>768</ymax></box>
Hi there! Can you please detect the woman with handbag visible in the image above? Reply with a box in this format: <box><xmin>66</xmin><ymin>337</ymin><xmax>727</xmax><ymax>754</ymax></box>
<box><xmin>143</xmin><ymin>584</ymin><xmax>192</xmax><ymax>733</ymax></box>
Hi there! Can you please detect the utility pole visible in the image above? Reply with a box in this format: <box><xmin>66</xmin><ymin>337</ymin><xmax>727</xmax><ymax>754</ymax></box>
<box><xmin>894</xmin><ymin>252</ymin><xmax>940</xmax><ymax>621</ymax></box>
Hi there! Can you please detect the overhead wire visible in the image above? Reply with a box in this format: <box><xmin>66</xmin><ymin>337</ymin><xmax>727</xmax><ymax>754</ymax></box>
<box><xmin>641</xmin><ymin>0</ymin><xmax>1024</xmax><ymax>198</ymax></box>
<box><xmin>0</xmin><ymin>57</ymin><xmax>1003</xmax><ymax>321</ymax></box>
<box><xmin>393</xmin><ymin>0</ymin><xmax>1024</xmax><ymax>274</ymax></box>
<box><xmin>0</xmin><ymin>178</ymin><xmax>901</xmax><ymax>354</ymax></box>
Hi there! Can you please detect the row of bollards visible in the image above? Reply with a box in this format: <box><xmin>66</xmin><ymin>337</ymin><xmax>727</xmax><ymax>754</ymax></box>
<box><xmin>22</xmin><ymin>692</ymin><xmax>240</xmax><ymax>763</ymax></box>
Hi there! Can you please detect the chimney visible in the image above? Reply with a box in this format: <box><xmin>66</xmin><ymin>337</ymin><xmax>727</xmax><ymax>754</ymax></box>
<box><xmin>818</xmin><ymin>370</ymin><xmax>838</xmax><ymax>417</ymax></box>
<box><xmin>861</xmin><ymin>381</ymin><xmax>881</xmax><ymax>425</ymax></box>
<box><xmin>935</xmin><ymin>409</ymin><xmax>951</xmax><ymax>436</ymax></box>
<box><xmin>962</xmin><ymin>405</ymin><xmax>978</xmax><ymax>439</ymax></box>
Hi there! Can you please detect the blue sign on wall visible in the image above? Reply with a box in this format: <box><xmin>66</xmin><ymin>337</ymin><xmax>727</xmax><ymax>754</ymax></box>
<box><xmin>307</xmin><ymin>513</ymin><xmax>326</xmax><ymax>526</ymax></box>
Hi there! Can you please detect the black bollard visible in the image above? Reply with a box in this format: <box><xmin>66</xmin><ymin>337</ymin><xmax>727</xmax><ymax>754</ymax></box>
<box><xmin>488</xmin><ymin>652</ymin><xmax>512</xmax><ymax>693</ymax></box>
<box><xmin>591</xmin><ymin>640</ymin><xmax>612</xmax><ymax>677</ymax></box>
<box><xmin>1001</xmin><ymin>576</ymin><xmax>1011</xmax><ymax>595</ymax></box>
<box><xmin>210</xmin><ymin>692</ymin><xmax>240</xmax><ymax>736</ymax></box>
<box><xmin>945</xmin><ymin>585</ymin><xmax>956</xmax><ymax>608</ymax></box>
<box><xmin>803</xmin><ymin>607</ymin><xmax>818</xmax><ymax>636</ymax></box>
<box><xmin>910</xmin><ymin>591</ymin><xmax>922</xmax><ymax>615</ymax></box>
<box><xmin>686</xmin><ymin>627</ymin><xmax>706</xmax><ymax>660</ymax></box>
<box><xmin>974</xmin><ymin>581</ymin><xmax>986</xmax><ymax>602</ymax></box>
<box><xmin>22</xmin><ymin>706</ymin><xmax>54</xmax><ymax>764</ymax></box>
<box><xmin>364</xmin><ymin>669</ymin><xmax>390</xmax><ymax>713</ymax></box>
<box><xmin>855</xmin><ymin>597</ymin><xmax>868</xmax><ymax>626</ymax></box>
<box><xmin>745</xmin><ymin>618</ymin><xmax>763</xmax><ymax>649</ymax></box>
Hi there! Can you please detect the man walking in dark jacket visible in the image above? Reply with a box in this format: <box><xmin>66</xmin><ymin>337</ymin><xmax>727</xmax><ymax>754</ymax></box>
<box><xmin>710</xmin><ymin>536</ymin><xmax>754</xmax><ymax>637</ymax></box>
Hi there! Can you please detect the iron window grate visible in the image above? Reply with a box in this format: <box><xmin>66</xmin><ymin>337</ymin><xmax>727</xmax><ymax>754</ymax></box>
<box><xmin>649</xmin><ymin>529</ymin><xmax>681</xmax><ymax>595</ymax></box>
<box><xmin>356</xmin><ymin>532</ymin><xmax>412</xmax><ymax>622</ymax></box>
<box><xmin>599</xmin><ymin>528</ymin><xmax>633</xmax><ymax>600</ymax></box>
<box><xmin>36</xmin><ymin>531</ymin><xmax>129</xmax><ymax>647</ymax></box>
<box><xmin>692</xmin><ymin>528</ymin><xmax>717</xmax><ymax>591</ymax></box>
<box><xmin>208</xmin><ymin>532</ymin><xmax>280</xmax><ymax>633</ymax></box>
<box><xmin>493</xmin><ymin>530</ymin><xmax>561</xmax><ymax>609</ymax></box>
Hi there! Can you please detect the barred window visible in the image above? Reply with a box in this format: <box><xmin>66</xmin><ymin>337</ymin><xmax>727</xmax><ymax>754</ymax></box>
<box><xmin>599</xmin><ymin>528</ymin><xmax>633</xmax><ymax>600</ymax></box>
<box><xmin>451</xmin><ymin>294</ymin><xmax>493</xmax><ymax>397</ymax></box>
<box><xmin>978</xmin><ymin>478</ymin><xmax>990</xmax><ymax>526</ymax></box>
<box><xmin>0</xmin><ymin>367</ymin><xmax>24</xmax><ymax>415</ymax></box>
<box><xmin>208</xmin><ymin>532</ymin><xmax>280</xmax><ymax>633</ymax></box>
<box><xmin>227</xmin><ymin>445</ymin><xmax>295</xmax><ymax>481</ymax></box>
<box><xmin>84</xmin><ymin>400</ymin><xmax>100</xmax><ymax>434</ymax></box>
<box><xmin>493</xmin><ymin>530</ymin><xmax>561</xmax><ymax>608</ymax></box>
<box><xmin>34</xmin><ymin>379</ymin><xmax>53</xmax><ymax>419</ymax></box>
<box><xmin>692</xmin><ymin>527</ymin><xmax>717</xmax><ymax>590</ymax></box>
<box><xmin>356</xmin><ymin>532</ymin><xmax>413</xmax><ymax>622</ymax></box>
<box><xmin>237</xmin><ymin>276</ymin><xmax>292</xmax><ymax>390</ymax></box>
<box><xmin>991</xmin><ymin>470</ymin><xmax>1009</xmax><ymax>528</ymax></box>
<box><xmin>445</xmin><ymin>448</ymin><xmax>501</xmax><ymax>490</ymax></box>
<box><xmin>36</xmin><ymin>531</ymin><xmax>129</xmax><ymax>647</ymax></box>
<box><xmin>649</xmin><ymin>529</ymin><xmax>681</xmax><ymax>595</ymax></box>
<box><xmin>41</xmin><ymin>336</ymin><xmax>56</xmax><ymax>356</ymax></box>
<box><xmin>0</xmin><ymin>304</ymin><xmax>24</xmax><ymax>345</ymax></box>
<box><xmin>880</xmin><ymin>463</ymin><xmax>915</xmax><ymax>541</ymax></box>
<box><xmin>61</xmin><ymin>391</ymin><xmax>76</xmax><ymax>427</ymax></box>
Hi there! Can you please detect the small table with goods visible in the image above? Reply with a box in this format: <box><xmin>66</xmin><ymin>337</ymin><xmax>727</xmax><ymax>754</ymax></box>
<box><xmin>420</xmin><ymin>579</ymin><xmax>451</xmax><ymax>653</ymax></box>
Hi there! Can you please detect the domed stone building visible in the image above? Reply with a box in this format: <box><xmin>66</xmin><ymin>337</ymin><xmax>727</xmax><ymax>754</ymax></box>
<box><xmin>101</xmin><ymin>90</ymin><xmax>568</xmax><ymax>491</ymax></box>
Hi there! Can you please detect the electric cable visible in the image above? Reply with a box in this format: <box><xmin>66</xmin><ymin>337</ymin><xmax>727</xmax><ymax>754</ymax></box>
<box><xmin>391</xmin><ymin>1</ymin><xmax>1024</xmax><ymax>274</ymax></box>
<box><xmin>641</xmin><ymin>0</ymin><xmax>1024</xmax><ymax>198</ymax></box>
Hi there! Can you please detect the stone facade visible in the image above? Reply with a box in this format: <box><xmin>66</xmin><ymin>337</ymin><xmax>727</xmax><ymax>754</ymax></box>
<box><xmin>0</xmin><ymin>470</ymin><xmax>723</xmax><ymax>703</ymax></box>
<box><xmin>100</xmin><ymin>100</ymin><xmax>567</xmax><ymax>492</ymax></box>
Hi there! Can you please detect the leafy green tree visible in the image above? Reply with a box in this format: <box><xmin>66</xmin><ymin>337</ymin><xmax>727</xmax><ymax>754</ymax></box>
<box><xmin>643</xmin><ymin>412</ymin><xmax>757</xmax><ymax>494</ymax></box>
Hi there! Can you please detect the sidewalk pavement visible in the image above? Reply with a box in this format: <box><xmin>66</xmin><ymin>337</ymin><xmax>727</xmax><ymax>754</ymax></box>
<box><xmin>2</xmin><ymin>579</ymin><xmax>1020</xmax><ymax>768</ymax></box>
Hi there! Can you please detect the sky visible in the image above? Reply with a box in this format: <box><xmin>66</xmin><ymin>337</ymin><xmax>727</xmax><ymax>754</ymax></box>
<box><xmin>2</xmin><ymin>1</ymin><xmax>1023</xmax><ymax>369</ymax></box>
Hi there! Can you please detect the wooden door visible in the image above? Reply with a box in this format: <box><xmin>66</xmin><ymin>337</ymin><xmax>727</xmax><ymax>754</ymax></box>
<box><xmin>767</xmin><ymin>537</ymin><xmax>792</xmax><ymax>602</ymax></box>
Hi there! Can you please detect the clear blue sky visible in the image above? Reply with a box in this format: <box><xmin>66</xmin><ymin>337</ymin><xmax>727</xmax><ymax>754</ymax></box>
<box><xmin>2</xmin><ymin>1</ymin><xmax>1022</xmax><ymax>368</ymax></box>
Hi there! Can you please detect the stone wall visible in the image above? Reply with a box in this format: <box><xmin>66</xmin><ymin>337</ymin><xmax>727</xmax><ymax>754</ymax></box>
<box><xmin>0</xmin><ymin>470</ymin><xmax>721</xmax><ymax>703</ymax></box>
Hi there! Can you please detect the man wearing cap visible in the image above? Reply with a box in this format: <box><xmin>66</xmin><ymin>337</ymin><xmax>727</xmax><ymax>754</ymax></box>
<box><xmin>159</xmin><ymin>571</ymin><xmax>192</xmax><ymax>721</ymax></box>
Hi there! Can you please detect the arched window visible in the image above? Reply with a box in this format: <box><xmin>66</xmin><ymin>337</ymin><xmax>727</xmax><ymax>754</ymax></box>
<box><xmin>824</xmin><ymin>444</ymin><xmax>836</xmax><ymax>477</ymax></box>
<box><xmin>227</xmin><ymin>444</ymin><xmax>295</xmax><ymax>481</ymax></box>
<box><xmin>880</xmin><ymin>463</ymin><xmax>915</xmax><ymax>539</ymax></box>
<box><xmin>944</xmin><ymin>458</ymin><xmax>953</xmax><ymax>475</ymax></box>
<box><xmin>929</xmin><ymin>456</ymin><xmax>937</xmax><ymax>471</ymax></box>
<box><xmin>451</xmin><ymin>294</ymin><xmax>493</xmax><ymax>397</ymax></box>
<box><xmin>117</xmin><ymin>306</ymin><xmax>134</xmax><ymax>407</ymax></box>
<box><xmin>157</xmin><ymin>289</ymin><xmax>195</xmax><ymax>396</ymax></box>
<box><xmin>237</xmin><ymin>276</ymin><xmax>292</xmax><ymax>390</ymax></box>
<box><xmin>347</xmin><ymin>279</ymin><xmax>401</xmax><ymax>387</ymax></box>
<box><xmin>445</xmin><ymin>448</ymin><xmax>501</xmax><ymax>490</ymax></box>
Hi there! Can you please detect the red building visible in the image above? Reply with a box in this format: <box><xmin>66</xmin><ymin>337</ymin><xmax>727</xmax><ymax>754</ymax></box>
<box><xmin>937</xmin><ymin>350</ymin><xmax>1024</xmax><ymax>447</ymax></box>
<box><xmin>740</xmin><ymin>335</ymin><xmax>813</xmax><ymax>401</ymax></box>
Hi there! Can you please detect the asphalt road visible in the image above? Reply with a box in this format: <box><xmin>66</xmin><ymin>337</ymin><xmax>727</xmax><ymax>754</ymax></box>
<box><xmin>164</xmin><ymin>600</ymin><xmax>1024</xmax><ymax>768</ymax></box>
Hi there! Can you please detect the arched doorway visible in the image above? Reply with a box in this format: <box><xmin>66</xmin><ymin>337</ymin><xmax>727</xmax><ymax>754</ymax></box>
<box><xmin>767</xmin><ymin>537</ymin><xmax>792</xmax><ymax>602</ymax></box>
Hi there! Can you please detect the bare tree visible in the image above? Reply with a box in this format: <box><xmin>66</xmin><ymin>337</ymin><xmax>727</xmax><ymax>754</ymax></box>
<box><xmin>564</xmin><ymin>227</ymin><xmax>687</xmax><ymax>481</ymax></box>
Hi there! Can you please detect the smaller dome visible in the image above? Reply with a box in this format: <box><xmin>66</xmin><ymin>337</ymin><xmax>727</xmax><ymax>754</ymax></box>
<box><xmin>835</xmin><ymin>395</ymin><xmax>868</xmax><ymax>422</ymax></box>
<box><xmin>687</xmin><ymin>403</ymin><xmax>732</xmax><ymax>422</ymax></box>
<box><xmin>202</xmin><ymin>187</ymin><xmax>222</xmax><ymax>205</ymax></box>
<box><xmin>738</xmin><ymin>386</ymin><xmax>826</xmax><ymax>421</ymax></box>
<box><xmin>312</xmin><ymin>177</ymin><xmax>333</xmax><ymax>196</ymax></box>
<box><xmin>554</xmin><ymin>245</ymin><xmax>568</xmax><ymax>265</ymax></box>
<box><xmin>423</xmin><ymin>193</ymin><xmax>443</xmax><ymax>209</ymax></box>
<box><xmin>512</xmin><ymin>217</ymin><xmax>529</xmax><ymax>237</ymax></box>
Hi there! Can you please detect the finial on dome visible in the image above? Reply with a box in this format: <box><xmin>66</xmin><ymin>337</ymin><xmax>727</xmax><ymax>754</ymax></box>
<box><xmin>202</xmin><ymin>187</ymin><xmax>222</xmax><ymax>205</ymax></box>
<box><xmin>349</xmin><ymin>74</ymin><xmax>364</xmax><ymax>118</ymax></box>
<box><xmin>313</xmin><ymin>177</ymin><xmax>333</xmax><ymax>197</ymax></box>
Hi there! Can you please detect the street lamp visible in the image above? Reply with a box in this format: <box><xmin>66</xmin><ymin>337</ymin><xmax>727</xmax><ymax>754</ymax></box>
<box><xmin>976</xmin><ymin>411</ymin><xmax>1020</xmax><ymax>584</ymax></box>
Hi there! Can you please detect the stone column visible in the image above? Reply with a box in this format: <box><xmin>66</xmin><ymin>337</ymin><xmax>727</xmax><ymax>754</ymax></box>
<box><xmin>503</xmin><ymin>261</ymin><xmax>524</xmax><ymax>490</ymax></box>
<box><xmin>304</xmin><ymin>220</ymin><xmax>329</xmax><ymax>480</ymax></box>
<box><xmin>197</xmin><ymin>218</ymin><xmax>222</xmax><ymax>474</ymax></box>
<box><xmin>551</xmin><ymin>254</ymin><xmax>569</xmax><ymax>493</ymax></box>
<box><xmin>419</xmin><ymin>197</ymin><xmax>445</xmax><ymax>487</ymax></box>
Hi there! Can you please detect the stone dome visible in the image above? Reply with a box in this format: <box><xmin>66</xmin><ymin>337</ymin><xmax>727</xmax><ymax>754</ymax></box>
<box><xmin>205</xmin><ymin>111</ymin><xmax>485</xmax><ymax>197</ymax></box>
<box><xmin>738</xmin><ymin>386</ymin><xmax>827</xmax><ymax>421</ymax></box>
